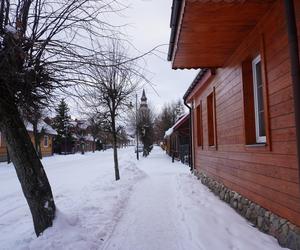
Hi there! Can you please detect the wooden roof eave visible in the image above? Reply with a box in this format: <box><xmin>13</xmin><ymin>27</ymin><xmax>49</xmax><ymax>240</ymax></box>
<box><xmin>168</xmin><ymin>0</ymin><xmax>277</xmax><ymax>69</ymax></box>
<box><xmin>184</xmin><ymin>68</ymin><xmax>216</xmax><ymax>103</ymax></box>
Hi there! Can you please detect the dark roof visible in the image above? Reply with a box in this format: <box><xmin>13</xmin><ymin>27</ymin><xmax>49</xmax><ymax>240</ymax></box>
<box><xmin>167</xmin><ymin>0</ymin><xmax>183</xmax><ymax>61</ymax></box>
<box><xmin>141</xmin><ymin>89</ymin><xmax>147</xmax><ymax>101</ymax></box>
<box><xmin>183</xmin><ymin>69</ymin><xmax>209</xmax><ymax>101</ymax></box>
<box><xmin>173</xmin><ymin>113</ymin><xmax>189</xmax><ymax>131</ymax></box>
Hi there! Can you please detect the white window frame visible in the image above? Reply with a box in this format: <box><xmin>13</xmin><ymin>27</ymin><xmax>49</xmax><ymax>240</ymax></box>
<box><xmin>252</xmin><ymin>55</ymin><xmax>266</xmax><ymax>143</ymax></box>
<box><xmin>44</xmin><ymin>135</ymin><xmax>49</xmax><ymax>148</ymax></box>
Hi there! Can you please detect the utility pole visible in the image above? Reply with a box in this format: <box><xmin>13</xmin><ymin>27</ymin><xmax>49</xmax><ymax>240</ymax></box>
<box><xmin>136</xmin><ymin>93</ymin><xmax>139</xmax><ymax>160</ymax></box>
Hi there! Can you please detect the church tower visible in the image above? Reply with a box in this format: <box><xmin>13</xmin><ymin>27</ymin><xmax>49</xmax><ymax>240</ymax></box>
<box><xmin>140</xmin><ymin>89</ymin><xmax>148</xmax><ymax>110</ymax></box>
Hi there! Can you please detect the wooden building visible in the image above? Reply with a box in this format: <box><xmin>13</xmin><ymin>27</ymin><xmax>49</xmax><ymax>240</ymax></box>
<box><xmin>0</xmin><ymin>121</ymin><xmax>57</xmax><ymax>162</ymax></box>
<box><xmin>164</xmin><ymin>114</ymin><xmax>190</xmax><ymax>164</ymax></box>
<box><xmin>168</xmin><ymin>0</ymin><xmax>300</xmax><ymax>247</ymax></box>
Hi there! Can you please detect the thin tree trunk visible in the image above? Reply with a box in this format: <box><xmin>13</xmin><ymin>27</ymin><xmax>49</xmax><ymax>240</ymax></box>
<box><xmin>6</xmin><ymin>147</ymin><xmax>10</xmax><ymax>164</ymax></box>
<box><xmin>112</xmin><ymin>116</ymin><xmax>120</xmax><ymax>181</ymax></box>
<box><xmin>0</xmin><ymin>101</ymin><xmax>56</xmax><ymax>236</ymax></box>
<box><xmin>92</xmin><ymin>138</ymin><xmax>95</xmax><ymax>153</ymax></box>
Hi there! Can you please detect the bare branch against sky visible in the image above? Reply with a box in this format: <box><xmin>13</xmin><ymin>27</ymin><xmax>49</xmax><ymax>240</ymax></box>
<box><xmin>66</xmin><ymin>0</ymin><xmax>198</xmax><ymax>116</ymax></box>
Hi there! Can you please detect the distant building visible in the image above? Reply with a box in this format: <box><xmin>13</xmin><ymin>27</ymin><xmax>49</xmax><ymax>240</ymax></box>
<box><xmin>140</xmin><ymin>89</ymin><xmax>148</xmax><ymax>111</ymax></box>
<box><xmin>164</xmin><ymin>114</ymin><xmax>190</xmax><ymax>165</ymax></box>
<box><xmin>53</xmin><ymin>118</ymin><xmax>96</xmax><ymax>154</ymax></box>
<box><xmin>0</xmin><ymin>121</ymin><xmax>57</xmax><ymax>162</ymax></box>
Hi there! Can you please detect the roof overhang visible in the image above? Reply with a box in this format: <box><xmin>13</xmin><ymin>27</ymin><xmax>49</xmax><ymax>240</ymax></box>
<box><xmin>168</xmin><ymin>0</ymin><xmax>276</xmax><ymax>69</ymax></box>
<box><xmin>184</xmin><ymin>68</ymin><xmax>216</xmax><ymax>102</ymax></box>
<box><xmin>173</xmin><ymin>114</ymin><xmax>189</xmax><ymax>130</ymax></box>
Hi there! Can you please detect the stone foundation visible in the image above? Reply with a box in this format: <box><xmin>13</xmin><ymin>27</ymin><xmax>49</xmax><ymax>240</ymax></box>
<box><xmin>194</xmin><ymin>170</ymin><xmax>300</xmax><ymax>250</ymax></box>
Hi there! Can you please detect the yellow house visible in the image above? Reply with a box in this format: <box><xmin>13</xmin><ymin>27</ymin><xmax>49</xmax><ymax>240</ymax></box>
<box><xmin>0</xmin><ymin>121</ymin><xmax>57</xmax><ymax>162</ymax></box>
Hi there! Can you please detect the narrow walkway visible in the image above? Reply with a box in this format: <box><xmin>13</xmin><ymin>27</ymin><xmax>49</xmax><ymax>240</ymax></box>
<box><xmin>102</xmin><ymin>147</ymin><xmax>284</xmax><ymax>250</ymax></box>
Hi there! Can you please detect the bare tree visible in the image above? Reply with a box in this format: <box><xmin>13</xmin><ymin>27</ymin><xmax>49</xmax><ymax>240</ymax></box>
<box><xmin>153</xmin><ymin>99</ymin><xmax>185</xmax><ymax>142</ymax></box>
<box><xmin>21</xmin><ymin>105</ymin><xmax>44</xmax><ymax>159</ymax></box>
<box><xmin>0</xmin><ymin>0</ymin><xmax>123</xmax><ymax>236</ymax></box>
<box><xmin>86</xmin><ymin>114</ymin><xmax>103</xmax><ymax>153</ymax></box>
<box><xmin>83</xmin><ymin>41</ymin><xmax>141</xmax><ymax>181</ymax></box>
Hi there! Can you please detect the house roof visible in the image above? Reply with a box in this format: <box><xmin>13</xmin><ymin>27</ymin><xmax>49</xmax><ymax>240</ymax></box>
<box><xmin>164</xmin><ymin>114</ymin><xmax>189</xmax><ymax>138</ymax></box>
<box><xmin>25</xmin><ymin>120</ymin><xmax>57</xmax><ymax>135</ymax></box>
<box><xmin>168</xmin><ymin>0</ymin><xmax>276</xmax><ymax>69</ymax></box>
<box><xmin>183</xmin><ymin>68</ymin><xmax>208</xmax><ymax>101</ymax></box>
<box><xmin>84</xmin><ymin>134</ymin><xmax>94</xmax><ymax>142</ymax></box>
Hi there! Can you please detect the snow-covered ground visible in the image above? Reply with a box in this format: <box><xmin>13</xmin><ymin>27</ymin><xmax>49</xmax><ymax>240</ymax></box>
<box><xmin>0</xmin><ymin>147</ymin><xmax>285</xmax><ymax>250</ymax></box>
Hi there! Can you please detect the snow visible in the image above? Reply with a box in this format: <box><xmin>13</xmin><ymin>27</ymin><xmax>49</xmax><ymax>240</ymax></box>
<box><xmin>25</xmin><ymin>120</ymin><xmax>57</xmax><ymax>135</ymax></box>
<box><xmin>84</xmin><ymin>134</ymin><xmax>94</xmax><ymax>142</ymax></box>
<box><xmin>5</xmin><ymin>25</ymin><xmax>17</xmax><ymax>34</ymax></box>
<box><xmin>164</xmin><ymin>114</ymin><xmax>188</xmax><ymax>138</ymax></box>
<box><xmin>0</xmin><ymin>147</ymin><xmax>285</xmax><ymax>250</ymax></box>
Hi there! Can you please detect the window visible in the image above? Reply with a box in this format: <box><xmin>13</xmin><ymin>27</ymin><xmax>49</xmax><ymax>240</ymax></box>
<box><xmin>252</xmin><ymin>55</ymin><xmax>266</xmax><ymax>143</ymax></box>
<box><xmin>242</xmin><ymin>54</ymin><xmax>267</xmax><ymax>145</ymax></box>
<box><xmin>44</xmin><ymin>135</ymin><xmax>49</xmax><ymax>147</ymax></box>
<box><xmin>196</xmin><ymin>103</ymin><xmax>203</xmax><ymax>147</ymax></box>
<box><xmin>207</xmin><ymin>90</ymin><xmax>216</xmax><ymax>146</ymax></box>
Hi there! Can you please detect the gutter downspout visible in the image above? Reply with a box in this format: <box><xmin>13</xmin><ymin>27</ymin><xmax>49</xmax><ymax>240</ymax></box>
<box><xmin>168</xmin><ymin>0</ymin><xmax>183</xmax><ymax>61</ymax></box>
<box><xmin>284</xmin><ymin>0</ymin><xmax>300</xmax><ymax>190</ymax></box>
<box><xmin>184</xmin><ymin>98</ymin><xmax>193</xmax><ymax>172</ymax></box>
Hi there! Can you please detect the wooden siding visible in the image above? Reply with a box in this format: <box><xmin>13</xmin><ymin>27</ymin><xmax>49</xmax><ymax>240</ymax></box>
<box><xmin>0</xmin><ymin>132</ymin><xmax>54</xmax><ymax>161</ymax></box>
<box><xmin>172</xmin><ymin>1</ymin><xmax>276</xmax><ymax>68</ymax></box>
<box><xmin>190</xmin><ymin>0</ymin><xmax>300</xmax><ymax>226</ymax></box>
<box><xmin>0</xmin><ymin>132</ymin><xmax>7</xmax><ymax>161</ymax></box>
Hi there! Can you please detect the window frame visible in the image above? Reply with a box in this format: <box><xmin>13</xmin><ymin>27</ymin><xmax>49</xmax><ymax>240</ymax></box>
<box><xmin>196</xmin><ymin>102</ymin><xmax>203</xmax><ymax>148</ymax></box>
<box><xmin>44</xmin><ymin>135</ymin><xmax>49</xmax><ymax>148</ymax></box>
<box><xmin>207</xmin><ymin>88</ymin><xmax>217</xmax><ymax>148</ymax></box>
<box><xmin>252</xmin><ymin>55</ymin><xmax>266</xmax><ymax>144</ymax></box>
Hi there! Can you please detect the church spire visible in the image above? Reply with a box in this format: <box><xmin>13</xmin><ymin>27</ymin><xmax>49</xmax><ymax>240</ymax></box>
<box><xmin>141</xmin><ymin>89</ymin><xmax>147</xmax><ymax>102</ymax></box>
<box><xmin>140</xmin><ymin>89</ymin><xmax>148</xmax><ymax>109</ymax></box>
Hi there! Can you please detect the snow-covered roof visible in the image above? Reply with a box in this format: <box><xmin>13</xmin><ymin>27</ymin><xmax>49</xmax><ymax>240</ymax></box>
<box><xmin>84</xmin><ymin>134</ymin><xmax>94</xmax><ymax>141</ymax></box>
<box><xmin>164</xmin><ymin>114</ymin><xmax>189</xmax><ymax>138</ymax></box>
<box><xmin>164</xmin><ymin>127</ymin><xmax>174</xmax><ymax>138</ymax></box>
<box><xmin>25</xmin><ymin>121</ymin><xmax>58</xmax><ymax>136</ymax></box>
<box><xmin>5</xmin><ymin>25</ymin><xmax>17</xmax><ymax>34</ymax></box>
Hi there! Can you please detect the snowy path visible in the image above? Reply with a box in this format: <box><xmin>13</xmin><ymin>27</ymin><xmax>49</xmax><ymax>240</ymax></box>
<box><xmin>103</xmin><ymin>154</ymin><xmax>190</xmax><ymax>250</ymax></box>
<box><xmin>102</xmin><ymin>148</ymin><xmax>285</xmax><ymax>250</ymax></box>
<box><xmin>0</xmin><ymin>147</ymin><xmax>285</xmax><ymax>250</ymax></box>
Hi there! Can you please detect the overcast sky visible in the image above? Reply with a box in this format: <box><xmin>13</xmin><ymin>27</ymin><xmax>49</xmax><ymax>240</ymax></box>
<box><xmin>116</xmin><ymin>0</ymin><xmax>197</xmax><ymax>113</ymax></box>
<box><xmin>67</xmin><ymin>0</ymin><xmax>198</xmax><ymax>117</ymax></box>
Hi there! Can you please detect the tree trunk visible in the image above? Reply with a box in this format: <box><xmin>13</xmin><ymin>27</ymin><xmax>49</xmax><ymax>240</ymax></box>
<box><xmin>81</xmin><ymin>142</ymin><xmax>85</xmax><ymax>155</ymax></box>
<box><xmin>92</xmin><ymin>138</ymin><xmax>95</xmax><ymax>153</ymax></box>
<box><xmin>6</xmin><ymin>147</ymin><xmax>11</xmax><ymax>164</ymax></box>
<box><xmin>112</xmin><ymin>117</ymin><xmax>120</xmax><ymax>181</ymax></box>
<box><xmin>0</xmin><ymin>101</ymin><xmax>56</xmax><ymax>236</ymax></box>
<box><xmin>33</xmin><ymin>123</ymin><xmax>42</xmax><ymax>159</ymax></box>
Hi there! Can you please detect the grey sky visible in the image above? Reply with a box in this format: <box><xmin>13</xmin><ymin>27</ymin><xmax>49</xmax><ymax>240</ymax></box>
<box><xmin>119</xmin><ymin>0</ymin><xmax>197</xmax><ymax>113</ymax></box>
<box><xmin>67</xmin><ymin>0</ymin><xmax>197</xmax><ymax>117</ymax></box>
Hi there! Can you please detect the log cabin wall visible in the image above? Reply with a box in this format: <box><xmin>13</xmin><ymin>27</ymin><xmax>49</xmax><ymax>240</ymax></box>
<box><xmin>0</xmin><ymin>132</ymin><xmax>54</xmax><ymax>162</ymax></box>
<box><xmin>27</xmin><ymin>133</ymin><xmax>54</xmax><ymax>157</ymax></box>
<box><xmin>0</xmin><ymin>132</ymin><xmax>7</xmax><ymax>162</ymax></box>
<box><xmin>189</xmin><ymin>0</ymin><xmax>300</xmax><ymax>226</ymax></box>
